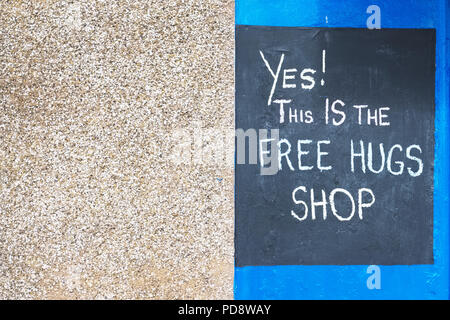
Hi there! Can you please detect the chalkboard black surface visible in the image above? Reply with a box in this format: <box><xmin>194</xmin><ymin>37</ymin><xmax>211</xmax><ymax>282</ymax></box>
<box><xmin>235</xmin><ymin>26</ymin><xmax>435</xmax><ymax>266</ymax></box>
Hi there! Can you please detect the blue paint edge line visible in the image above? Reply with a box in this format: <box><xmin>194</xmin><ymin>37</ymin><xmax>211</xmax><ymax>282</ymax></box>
<box><xmin>234</xmin><ymin>0</ymin><xmax>450</xmax><ymax>299</ymax></box>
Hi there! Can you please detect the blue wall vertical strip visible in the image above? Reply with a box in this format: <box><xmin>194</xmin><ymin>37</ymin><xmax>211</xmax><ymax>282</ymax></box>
<box><xmin>235</xmin><ymin>0</ymin><xmax>450</xmax><ymax>299</ymax></box>
<box><xmin>441</xmin><ymin>0</ymin><xmax>450</xmax><ymax>299</ymax></box>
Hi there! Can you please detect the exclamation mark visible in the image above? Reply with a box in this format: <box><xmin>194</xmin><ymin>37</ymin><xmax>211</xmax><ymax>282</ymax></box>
<box><xmin>321</xmin><ymin>49</ymin><xmax>326</xmax><ymax>86</ymax></box>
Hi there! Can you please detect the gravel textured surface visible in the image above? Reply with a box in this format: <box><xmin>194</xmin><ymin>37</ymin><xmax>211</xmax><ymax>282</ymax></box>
<box><xmin>0</xmin><ymin>0</ymin><xmax>234</xmax><ymax>299</ymax></box>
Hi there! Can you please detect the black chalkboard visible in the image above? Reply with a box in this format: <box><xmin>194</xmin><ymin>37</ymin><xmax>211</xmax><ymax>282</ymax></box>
<box><xmin>235</xmin><ymin>26</ymin><xmax>435</xmax><ymax>266</ymax></box>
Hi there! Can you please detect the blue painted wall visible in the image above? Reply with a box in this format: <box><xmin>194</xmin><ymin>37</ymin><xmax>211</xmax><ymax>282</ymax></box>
<box><xmin>235</xmin><ymin>0</ymin><xmax>450</xmax><ymax>299</ymax></box>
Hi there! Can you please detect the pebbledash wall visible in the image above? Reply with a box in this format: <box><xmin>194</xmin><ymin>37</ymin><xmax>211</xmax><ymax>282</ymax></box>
<box><xmin>0</xmin><ymin>1</ymin><xmax>234</xmax><ymax>299</ymax></box>
<box><xmin>234</xmin><ymin>0</ymin><xmax>450</xmax><ymax>299</ymax></box>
